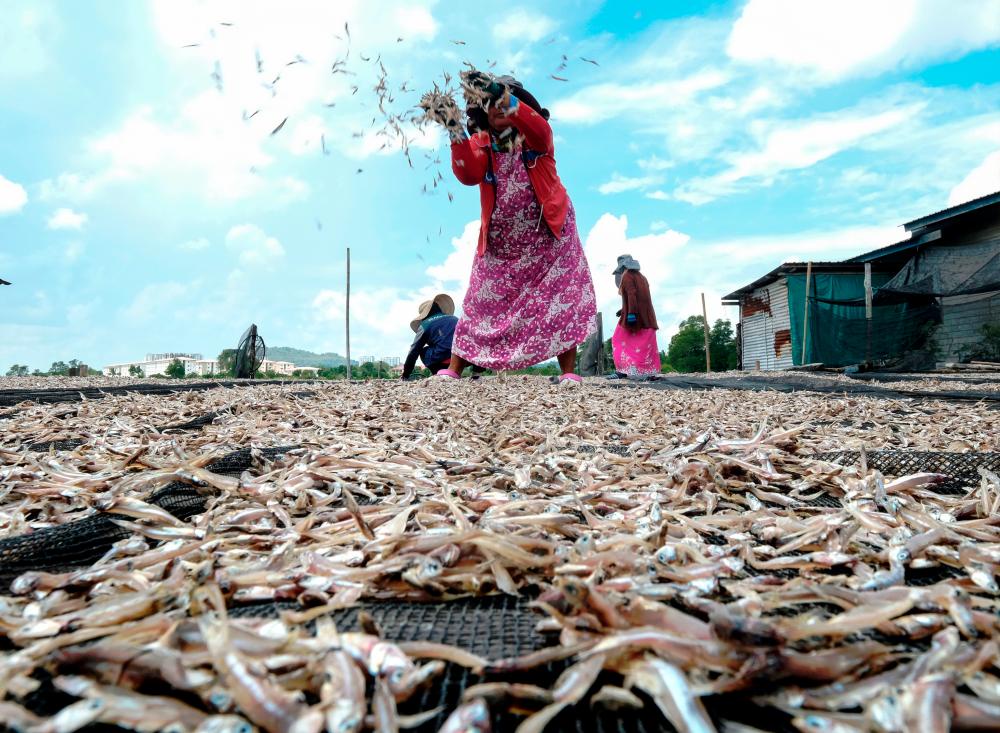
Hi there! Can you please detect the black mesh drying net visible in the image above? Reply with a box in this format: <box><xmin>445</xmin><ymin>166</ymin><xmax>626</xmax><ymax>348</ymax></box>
<box><xmin>6</xmin><ymin>449</ymin><xmax>995</xmax><ymax>733</ymax></box>
<box><xmin>813</xmin><ymin>450</ymin><xmax>1000</xmax><ymax>496</ymax></box>
<box><xmin>0</xmin><ymin>446</ymin><xmax>298</xmax><ymax>586</ymax></box>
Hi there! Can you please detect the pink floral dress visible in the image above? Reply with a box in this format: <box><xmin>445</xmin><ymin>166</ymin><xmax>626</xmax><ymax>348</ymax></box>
<box><xmin>452</xmin><ymin>148</ymin><xmax>597</xmax><ymax>371</ymax></box>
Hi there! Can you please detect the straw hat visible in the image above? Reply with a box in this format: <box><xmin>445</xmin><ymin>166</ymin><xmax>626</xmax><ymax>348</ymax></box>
<box><xmin>410</xmin><ymin>293</ymin><xmax>455</xmax><ymax>332</ymax></box>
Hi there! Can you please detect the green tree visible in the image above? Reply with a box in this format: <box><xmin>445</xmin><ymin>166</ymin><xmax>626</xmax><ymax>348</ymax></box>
<box><xmin>6</xmin><ymin>364</ymin><xmax>29</xmax><ymax>376</ymax></box>
<box><xmin>217</xmin><ymin>349</ymin><xmax>237</xmax><ymax>377</ymax></box>
<box><xmin>667</xmin><ymin>316</ymin><xmax>738</xmax><ymax>372</ymax></box>
<box><xmin>127</xmin><ymin>365</ymin><xmax>144</xmax><ymax>377</ymax></box>
<box><xmin>165</xmin><ymin>358</ymin><xmax>186</xmax><ymax>379</ymax></box>
<box><xmin>49</xmin><ymin>360</ymin><xmax>69</xmax><ymax>376</ymax></box>
<box><xmin>709</xmin><ymin>319</ymin><xmax>738</xmax><ymax>371</ymax></box>
<box><xmin>667</xmin><ymin>316</ymin><xmax>710</xmax><ymax>373</ymax></box>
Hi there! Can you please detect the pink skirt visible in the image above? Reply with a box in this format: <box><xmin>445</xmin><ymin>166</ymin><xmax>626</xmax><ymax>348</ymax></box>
<box><xmin>612</xmin><ymin>323</ymin><xmax>661</xmax><ymax>377</ymax></box>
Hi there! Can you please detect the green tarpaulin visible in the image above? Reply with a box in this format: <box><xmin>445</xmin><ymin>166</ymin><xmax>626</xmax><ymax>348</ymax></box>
<box><xmin>786</xmin><ymin>273</ymin><xmax>938</xmax><ymax>366</ymax></box>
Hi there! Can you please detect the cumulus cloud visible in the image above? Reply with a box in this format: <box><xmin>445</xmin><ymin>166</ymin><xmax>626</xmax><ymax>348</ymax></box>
<box><xmin>948</xmin><ymin>149</ymin><xmax>1000</xmax><ymax>207</ymax></box>
<box><xmin>224</xmin><ymin>224</ymin><xmax>285</xmax><ymax>266</ymax></box>
<box><xmin>306</xmin><ymin>221</ymin><xmax>480</xmax><ymax>358</ymax></box>
<box><xmin>0</xmin><ymin>174</ymin><xmax>28</xmax><ymax>215</ymax></box>
<box><xmin>728</xmin><ymin>0</ymin><xmax>1000</xmax><ymax>82</ymax></box>
<box><xmin>583</xmin><ymin>213</ymin><xmax>689</xmax><ymax>338</ymax></box>
<box><xmin>47</xmin><ymin>208</ymin><xmax>87</xmax><ymax>230</ymax></box>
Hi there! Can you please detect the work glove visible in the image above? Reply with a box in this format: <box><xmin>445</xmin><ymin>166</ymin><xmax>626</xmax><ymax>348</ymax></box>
<box><xmin>461</xmin><ymin>70</ymin><xmax>506</xmax><ymax>106</ymax></box>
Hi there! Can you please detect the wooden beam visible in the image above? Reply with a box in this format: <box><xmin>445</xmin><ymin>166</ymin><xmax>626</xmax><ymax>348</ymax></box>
<box><xmin>801</xmin><ymin>261</ymin><xmax>812</xmax><ymax>366</ymax></box>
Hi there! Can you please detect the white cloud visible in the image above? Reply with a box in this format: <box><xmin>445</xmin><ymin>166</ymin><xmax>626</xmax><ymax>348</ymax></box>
<box><xmin>64</xmin><ymin>241</ymin><xmax>85</xmax><ymax>263</ymax></box>
<box><xmin>645</xmin><ymin>190</ymin><xmax>672</xmax><ymax>201</ymax></box>
<box><xmin>0</xmin><ymin>1</ymin><xmax>59</xmax><ymax>83</ymax></box>
<box><xmin>638</xmin><ymin>155</ymin><xmax>674</xmax><ymax>171</ymax></box>
<box><xmin>425</xmin><ymin>220</ymin><xmax>480</xmax><ymax>295</ymax></box>
<box><xmin>728</xmin><ymin>0</ymin><xmax>1000</xmax><ymax>82</ymax></box>
<box><xmin>0</xmin><ymin>174</ymin><xmax>28</xmax><ymax>215</ymax></box>
<box><xmin>597</xmin><ymin>173</ymin><xmax>663</xmax><ymax>195</ymax></box>
<box><xmin>650</xmin><ymin>221</ymin><xmax>670</xmax><ymax>233</ymax></box>
<box><xmin>179</xmin><ymin>237</ymin><xmax>211</xmax><ymax>251</ymax></box>
<box><xmin>47</xmin><ymin>208</ymin><xmax>87</xmax><ymax>230</ymax></box>
<box><xmin>583</xmin><ymin>214</ymin><xmax>689</xmax><ymax>338</ymax></box>
<box><xmin>225</xmin><ymin>224</ymin><xmax>285</xmax><ymax>266</ymax></box>
<box><xmin>948</xmin><ymin>149</ymin><xmax>1000</xmax><ymax>207</ymax></box>
<box><xmin>551</xmin><ymin>71</ymin><xmax>730</xmax><ymax>125</ymax></box>
<box><xmin>303</xmin><ymin>221</ymin><xmax>479</xmax><ymax>358</ymax></box>
<box><xmin>493</xmin><ymin>10</ymin><xmax>556</xmax><ymax>43</ymax></box>
<box><xmin>674</xmin><ymin>102</ymin><xmax>923</xmax><ymax>204</ymax></box>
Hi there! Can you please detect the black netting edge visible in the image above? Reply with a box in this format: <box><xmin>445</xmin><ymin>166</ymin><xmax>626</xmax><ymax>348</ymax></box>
<box><xmin>0</xmin><ymin>446</ymin><xmax>300</xmax><ymax>584</ymax></box>
<box><xmin>812</xmin><ymin>450</ymin><xmax>1000</xmax><ymax>496</ymax></box>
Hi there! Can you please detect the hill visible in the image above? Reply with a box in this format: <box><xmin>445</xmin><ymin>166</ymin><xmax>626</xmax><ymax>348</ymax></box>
<box><xmin>266</xmin><ymin>347</ymin><xmax>350</xmax><ymax>367</ymax></box>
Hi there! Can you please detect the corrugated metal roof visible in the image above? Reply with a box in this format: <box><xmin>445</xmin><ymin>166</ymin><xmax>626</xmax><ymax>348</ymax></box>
<box><xmin>903</xmin><ymin>190</ymin><xmax>1000</xmax><ymax>232</ymax></box>
<box><xmin>721</xmin><ymin>261</ymin><xmax>889</xmax><ymax>303</ymax></box>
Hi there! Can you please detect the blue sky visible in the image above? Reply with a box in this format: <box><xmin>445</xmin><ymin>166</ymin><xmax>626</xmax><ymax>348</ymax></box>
<box><xmin>2</xmin><ymin>0</ymin><xmax>999</xmax><ymax>371</ymax></box>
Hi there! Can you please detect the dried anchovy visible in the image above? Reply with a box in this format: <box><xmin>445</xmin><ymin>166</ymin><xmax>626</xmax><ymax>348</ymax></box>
<box><xmin>0</xmin><ymin>377</ymin><xmax>998</xmax><ymax>732</ymax></box>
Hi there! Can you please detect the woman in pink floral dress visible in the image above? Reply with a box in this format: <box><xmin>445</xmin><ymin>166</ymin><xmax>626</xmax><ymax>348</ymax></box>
<box><xmin>426</xmin><ymin>73</ymin><xmax>597</xmax><ymax>383</ymax></box>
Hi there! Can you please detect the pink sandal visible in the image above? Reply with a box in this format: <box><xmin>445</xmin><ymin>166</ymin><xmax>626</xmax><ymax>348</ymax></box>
<box><xmin>558</xmin><ymin>373</ymin><xmax>582</xmax><ymax>384</ymax></box>
<box><xmin>436</xmin><ymin>369</ymin><xmax>461</xmax><ymax>379</ymax></box>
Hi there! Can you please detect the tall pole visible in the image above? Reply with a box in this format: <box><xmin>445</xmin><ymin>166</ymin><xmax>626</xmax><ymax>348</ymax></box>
<box><xmin>346</xmin><ymin>247</ymin><xmax>351</xmax><ymax>382</ymax></box>
<box><xmin>701</xmin><ymin>292</ymin><xmax>712</xmax><ymax>372</ymax></box>
<box><xmin>801</xmin><ymin>261</ymin><xmax>813</xmax><ymax>366</ymax></box>
<box><xmin>864</xmin><ymin>262</ymin><xmax>873</xmax><ymax>365</ymax></box>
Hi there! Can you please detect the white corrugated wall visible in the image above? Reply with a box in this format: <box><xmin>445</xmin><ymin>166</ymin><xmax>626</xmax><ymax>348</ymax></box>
<box><xmin>741</xmin><ymin>278</ymin><xmax>794</xmax><ymax>371</ymax></box>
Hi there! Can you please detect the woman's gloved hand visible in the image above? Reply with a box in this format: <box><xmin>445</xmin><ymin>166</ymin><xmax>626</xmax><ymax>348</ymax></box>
<box><xmin>626</xmin><ymin>313</ymin><xmax>637</xmax><ymax>325</ymax></box>
<box><xmin>419</xmin><ymin>91</ymin><xmax>465</xmax><ymax>141</ymax></box>
<box><xmin>462</xmin><ymin>70</ymin><xmax>506</xmax><ymax>102</ymax></box>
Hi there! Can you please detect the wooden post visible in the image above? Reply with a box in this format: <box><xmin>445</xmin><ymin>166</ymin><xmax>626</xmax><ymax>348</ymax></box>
<box><xmin>346</xmin><ymin>247</ymin><xmax>351</xmax><ymax>382</ymax></box>
<box><xmin>801</xmin><ymin>262</ymin><xmax>812</xmax><ymax>366</ymax></box>
<box><xmin>701</xmin><ymin>293</ymin><xmax>712</xmax><ymax>372</ymax></box>
<box><xmin>865</xmin><ymin>262</ymin><xmax>873</xmax><ymax>365</ymax></box>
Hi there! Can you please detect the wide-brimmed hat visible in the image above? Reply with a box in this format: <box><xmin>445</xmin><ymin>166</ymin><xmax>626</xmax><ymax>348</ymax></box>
<box><xmin>613</xmin><ymin>255</ymin><xmax>641</xmax><ymax>275</ymax></box>
<box><xmin>410</xmin><ymin>293</ymin><xmax>455</xmax><ymax>332</ymax></box>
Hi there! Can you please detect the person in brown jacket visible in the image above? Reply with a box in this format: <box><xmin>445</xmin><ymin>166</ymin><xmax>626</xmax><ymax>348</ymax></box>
<box><xmin>611</xmin><ymin>255</ymin><xmax>661</xmax><ymax>378</ymax></box>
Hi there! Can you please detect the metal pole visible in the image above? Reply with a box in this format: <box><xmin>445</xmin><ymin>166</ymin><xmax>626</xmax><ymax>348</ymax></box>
<box><xmin>865</xmin><ymin>262</ymin><xmax>873</xmax><ymax>365</ymax></box>
<box><xmin>801</xmin><ymin>262</ymin><xmax>812</xmax><ymax>366</ymax></box>
<box><xmin>346</xmin><ymin>248</ymin><xmax>351</xmax><ymax>382</ymax></box>
<box><xmin>701</xmin><ymin>292</ymin><xmax>712</xmax><ymax>372</ymax></box>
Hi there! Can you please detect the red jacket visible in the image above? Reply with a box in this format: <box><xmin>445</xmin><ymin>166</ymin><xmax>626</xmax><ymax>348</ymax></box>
<box><xmin>450</xmin><ymin>101</ymin><xmax>569</xmax><ymax>256</ymax></box>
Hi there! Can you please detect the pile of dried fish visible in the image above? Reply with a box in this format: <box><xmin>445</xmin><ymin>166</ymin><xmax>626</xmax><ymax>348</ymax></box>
<box><xmin>1</xmin><ymin>378</ymin><xmax>998</xmax><ymax>732</ymax></box>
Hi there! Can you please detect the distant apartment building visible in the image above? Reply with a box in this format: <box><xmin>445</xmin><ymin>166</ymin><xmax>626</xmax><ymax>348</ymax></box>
<box><xmin>260</xmin><ymin>359</ymin><xmax>296</xmax><ymax>375</ymax></box>
<box><xmin>106</xmin><ymin>354</ymin><xmax>314</xmax><ymax>377</ymax></box>
<box><xmin>104</xmin><ymin>353</ymin><xmax>218</xmax><ymax>377</ymax></box>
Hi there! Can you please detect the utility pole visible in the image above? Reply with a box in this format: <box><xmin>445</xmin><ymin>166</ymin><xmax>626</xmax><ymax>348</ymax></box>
<box><xmin>701</xmin><ymin>293</ymin><xmax>712</xmax><ymax>372</ymax></box>
<box><xmin>346</xmin><ymin>247</ymin><xmax>351</xmax><ymax>382</ymax></box>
